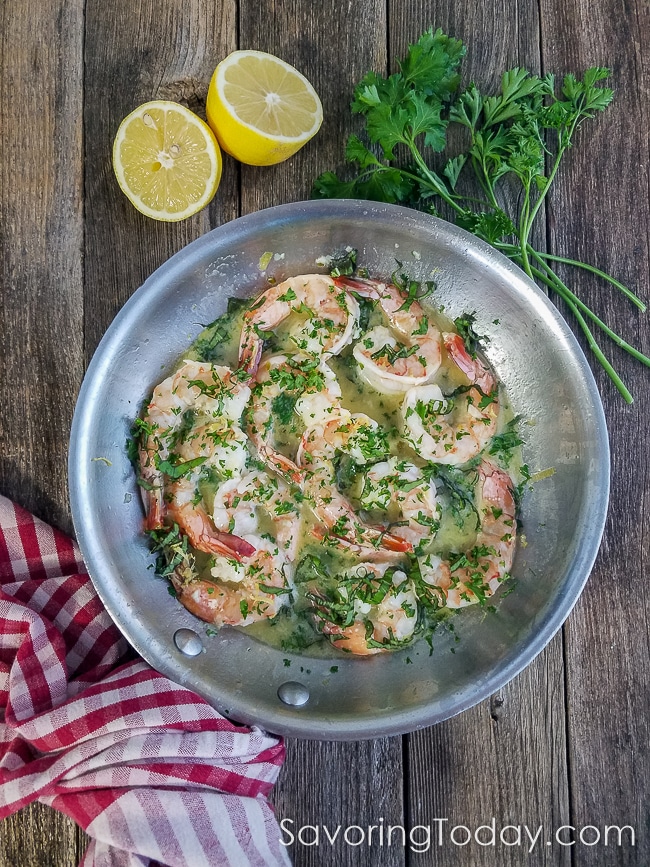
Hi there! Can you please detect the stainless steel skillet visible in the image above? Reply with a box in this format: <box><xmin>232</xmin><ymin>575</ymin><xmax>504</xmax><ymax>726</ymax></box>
<box><xmin>68</xmin><ymin>199</ymin><xmax>609</xmax><ymax>739</ymax></box>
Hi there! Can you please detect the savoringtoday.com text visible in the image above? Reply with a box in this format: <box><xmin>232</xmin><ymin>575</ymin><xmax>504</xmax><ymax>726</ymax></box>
<box><xmin>279</xmin><ymin>818</ymin><xmax>635</xmax><ymax>854</ymax></box>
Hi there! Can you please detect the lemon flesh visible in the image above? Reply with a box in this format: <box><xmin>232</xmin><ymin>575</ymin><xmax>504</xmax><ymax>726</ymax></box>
<box><xmin>206</xmin><ymin>51</ymin><xmax>323</xmax><ymax>166</ymax></box>
<box><xmin>113</xmin><ymin>101</ymin><xmax>222</xmax><ymax>221</ymax></box>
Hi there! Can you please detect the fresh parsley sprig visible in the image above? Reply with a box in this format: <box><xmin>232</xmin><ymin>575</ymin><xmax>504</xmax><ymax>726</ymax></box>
<box><xmin>313</xmin><ymin>28</ymin><xmax>649</xmax><ymax>402</ymax></box>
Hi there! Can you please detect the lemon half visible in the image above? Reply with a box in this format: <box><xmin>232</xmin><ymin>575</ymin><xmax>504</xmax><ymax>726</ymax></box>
<box><xmin>112</xmin><ymin>100</ymin><xmax>222</xmax><ymax>221</ymax></box>
<box><xmin>206</xmin><ymin>50</ymin><xmax>323</xmax><ymax>166</ymax></box>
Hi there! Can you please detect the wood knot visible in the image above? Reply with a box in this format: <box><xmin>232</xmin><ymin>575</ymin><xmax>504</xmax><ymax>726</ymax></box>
<box><xmin>158</xmin><ymin>78</ymin><xmax>209</xmax><ymax>120</ymax></box>
<box><xmin>490</xmin><ymin>693</ymin><xmax>504</xmax><ymax>722</ymax></box>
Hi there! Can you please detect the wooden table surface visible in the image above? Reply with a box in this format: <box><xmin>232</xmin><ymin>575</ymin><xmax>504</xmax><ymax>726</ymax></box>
<box><xmin>1</xmin><ymin>0</ymin><xmax>648</xmax><ymax>865</ymax></box>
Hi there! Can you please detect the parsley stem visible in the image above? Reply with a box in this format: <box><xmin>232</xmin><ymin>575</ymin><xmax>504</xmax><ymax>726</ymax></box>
<box><xmin>526</xmin><ymin>250</ymin><xmax>645</xmax><ymax>311</ymax></box>
<box><xmin>564</xmin><ymin>296</ymin><xmax>633</xmax><ymax>402</ymax></box>
<box><xmin>524</xmin><ymin>149</ymin><xmax>566</xmax><ymax>237</ymax></box>
<box><xmin>525</xmin><ymin>109</ymin><xmax>580</xmax><ymax>238</ymax></box>
<box><xmin>527</xmin><ymin>248</ymin><xmax>650</xmax><ymax>369</ymax></box>
<box><xmin>518</xmin><ymin>186</ymin><xmax>534</xmax><ymax>278</ymax></box>
<box><xmin>406</xmin><ymin>137</ymin><xmax>464</xmax><ymax>214</ymax></box>
<box><xmin>474</xmin><ymin>153</ymin><xmax>501</xmax><ymax>213</ymax></box>
<box><xmin>513</xmin><ymin>256</ymin><xmax>634</xmax><ymax>401</ymax></box>
<box><xmin>499</xmin><ymin>241</ymin><xmax>646</xmax><ymax>310</ymax></box>
<box><xmin>529</xmin><ymin>263</ymin><xmax>633</xmax><ymax>401</ymax></box>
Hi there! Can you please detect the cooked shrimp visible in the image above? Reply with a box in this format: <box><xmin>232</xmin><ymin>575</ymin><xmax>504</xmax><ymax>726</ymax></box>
<box><xmin>238</xmin><ymin>274</ymin><xmax>360</xmax><ymax>376</ymax></box>
<box><xmin>212</xmin><ymin>470</ymin><xmax>302</xmax><ymax>561</ymax></box>
<box><xmin>298</xmin><ymin>413</ymin><xmax>412</xmax><ymax>554</ymax></box>
<box><xmin>172</xmin><ymin>539</ymin><xmax>293</xmax><ymax>628</ymax></box>
<box><xmin>164</xmin><ymin>482</ymin><xmax>254</xmax><ymax>560</ymax></box>
<box><xmin>335</xmin><ymin>276</ymin><xmax>441</xmax><ymax>394</ymax></box>
<box><xmin>246</xmin><ymin>353</ymin><xmax>342</xmax><ymax>484</ymax></box>
<box><xmin>444</xmin><ymin>331</ymin><xmax>496</xmax><ymax>394</ymax></box>
<box><xmin>310</xmin><ymin>562</ymin><xmax>418</xmax><ymax>655</ymax></box>
<box><xmin>138</xmin><ymin>361</ymin><xmax>252</xmax><ymax>558</ymax></box>
<box><xmin>402</xmin><ymin>334</ymin><xmax>499</xmax><ymax>465</ymax></box>
<box><xmin>144</xmin><ymin>360</ymin><xmax>251</xmax><ymax>432</ymax></box>
<box><xmin>418</xmin><ymin>459</ymin><xmax>516</xmax><ymax>608</ymax></box>
<box><xmin>360</xmin><ymin>457</ymin><xmax>441</xmax><ymax>550</ymax></box>
<box><xmin>162</xmin><ymin>423</ymin><xmax>253</xmax><ymax>558</ymax></box>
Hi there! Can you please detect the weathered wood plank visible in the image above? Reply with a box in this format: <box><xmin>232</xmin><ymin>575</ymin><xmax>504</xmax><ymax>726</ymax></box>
<box><xmin>405</xmin><ymin>652</ymin><xmax>571</xmax><ymax>866</ymax></box>
<box><xmin>270</xmin><ymin>738</ymin><xmax>406</xmax><ymax>867</ymax></box>
<box><xmin>389</xmin><ymin>4</ymin><xmax>571</xmax><ymax>865</ymax></box>
<box><xmin>541</xmin><ymin>0</ymin><xmax>650</xmax><ymax>862</ymax></box>
<box><xmin>77</xmin><ymin>6</ymin><xmax>237</xmax><ymax>862</ymax></box>
<box><xmin>0</xmin><ymin>803</ymin><xmax>78</xmax><ymax>867</ymax></box>
<box><xmin>0</xmin><ymin>0</ymin><xmax>85</xmax><ymax>862</ymax></box>
<box><xmin>1</xmin><ymin>0</ymin><xmax>647</xmax><ymax>863</ymax></box>
<box><xmin>83</xmin><ymin>0</ymin><xmax>238</xmax><ymax>358</ymax></box>
<box><xmin>0</xmin><ymin>0</ymin><xmax>85</xmax><ymax>534</ymax></box>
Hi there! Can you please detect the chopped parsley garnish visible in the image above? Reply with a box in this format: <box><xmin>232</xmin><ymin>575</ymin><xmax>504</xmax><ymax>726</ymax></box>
<box><xmin>193</xmin><ymin>297</ymin><xmax>249</xmax><ymax>362</ymax></box>
<box><xmin>155</xmin><ymin>455</ymin><xmax>207</xmax><ymax>479</ymax></box>
<box><xmin>327</xmin><ymin>247</ymin><xmax>358</xmax><ymax>277</ymax></box>
<box><xmin>489</xmin><ymin>416</ymin><xmax>525</xmax><ymax>465</ymax></box>
<box><xmin>271</xmin><ymin>392</ymin><xmax>297</xmax><ymax>425</ymax></box>
<box><xmin>453</xmin><ymin>312</ymin><xmax>485</xmax><ymax>357</ymax></box>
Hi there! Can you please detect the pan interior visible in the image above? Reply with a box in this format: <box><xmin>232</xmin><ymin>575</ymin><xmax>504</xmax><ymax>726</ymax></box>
<box><xmin>69</xmin><ymin>200</ymin><xmax>609</xmax><ymax>739</ymax></box>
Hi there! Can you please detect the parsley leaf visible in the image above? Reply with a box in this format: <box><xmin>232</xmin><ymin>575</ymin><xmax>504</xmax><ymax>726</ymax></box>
<box><xmin>312</xmin><ymin>29</ymin><xmax>649</xmax><ymax>402</ymax></box>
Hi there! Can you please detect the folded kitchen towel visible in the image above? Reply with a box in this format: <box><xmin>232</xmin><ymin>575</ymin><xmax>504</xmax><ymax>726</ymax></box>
<box><xmin>0</xmin><ymin>494</ymin><xmax>291</xmax><ymax>867</ymax></box>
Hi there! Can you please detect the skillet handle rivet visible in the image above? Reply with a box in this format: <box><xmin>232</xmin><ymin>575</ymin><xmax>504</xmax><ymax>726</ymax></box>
<box><xmin>173</xmin><ymin>628</ymin><xmax>204</xmax><ymax>656</ymax></box>
<box><xmin>278</xmin><ymin>681</ymin><xmax>310</xmax><ymax>706</ymax></box>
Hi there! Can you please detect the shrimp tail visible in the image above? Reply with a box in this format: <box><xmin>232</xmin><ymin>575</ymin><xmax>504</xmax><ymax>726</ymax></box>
<box><xmin>313</xmin><ymin>524</ymin><xmax>413</xmax><ymax>556</ymax></box>
<box><xmin>238</xmin><ymin>329</ymin><xmax>263</xmax><ymax>378</ymax></box>
<box><xmin>333</xmin><ymin>276</ymin><xmax>381</xmax><ymax>298</ymax></box>
<box><xmin>171</xmin><ymin>501</ymin><xmax>257</xmax><ymax>560</ymax></box>
<box><xmin>138</xmin><ymin>445</ymin><xmax>166</xmax><ymax>531</ymax></box>
<box><xmin>379</xmin><ymin>532</ymin><xmax>414</xmax><ymax>553</ymax></box>
<box><xmin>211</xmin><ymin>531</ymin><xmax>257</xmax><ymax>559</ymax></box>
<box><xmin>260</xmin><ymin>446</ymin><xmax>305</xmax><ymax>486</ymax></box>
<box><xmin>143</xmin><ymin>494</ymin><xmax>165</xmax><ymax>531</ymax></box>
<box><xmin>444</xmin><ymin>332</ymin><xmax>495</xmax><ymax>394</ymax></box>
<box><xmin>191</xmin><ymin>530</ymin><xmax>255</xmax><ymax>560</ymax></box>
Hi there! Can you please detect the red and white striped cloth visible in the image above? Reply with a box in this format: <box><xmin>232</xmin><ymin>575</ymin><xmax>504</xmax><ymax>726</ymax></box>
<box><xmin>0</xmin><ymin>494</ymin><xmax>291</xmax><ymax>866</ymax></box>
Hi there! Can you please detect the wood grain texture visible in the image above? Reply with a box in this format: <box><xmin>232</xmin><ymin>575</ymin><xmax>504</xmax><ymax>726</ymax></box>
<box><xmin>541</xmin><ymin>0</ymin><xmax>650</xmax><ymax>863</ymax></box>
<box><xmin>0</xmin><ymin>0</ymin><xmax>86</xmax><ymax>853</ymax></box>
<box><xmin>270</xmin><ymin>738</ymin><xmax>406</xmax><ymax>867</ymax></box>
<box><xmin>0</xmin><ymin>802</ymin><xmax>78</xmax><ymax>867</ymax></box>
<box><xmin>238</xmin><ymin>7</ymin><xmax>407</xmax><ymax>864</ymax></box>
<box><xmin>238</xmin><ymin>0</ymin><xmax>388</xmax><ymax>213</ymax></box>
<box><xmin>406</xmin><ymin>652</ymin><xmax>571</xmax><ymax>866</ymax></box>
<box><xmin>83</xmin><ymin>0</ymin><xmax>238</xmax><ymax>358</ymax></box>
<box><xmin>0</xmin><ymin>0</ymin><xmax>85</xmax><ymax>534</ymax></box>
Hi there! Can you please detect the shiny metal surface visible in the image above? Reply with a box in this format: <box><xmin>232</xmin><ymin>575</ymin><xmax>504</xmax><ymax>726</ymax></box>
<box><xmin>68</xmin><ymin>199</ymin><xmax>610</xmax><ymax>740</ymax></box>
<box><xmin>277</xmin><ymin>682</ymin><xmax>311</xmax><ymax>707</ymax></box>
<box><xmin>173</xmin><ymin>629</ymin><xmax>204</xmax><ymax>657</ymax></box>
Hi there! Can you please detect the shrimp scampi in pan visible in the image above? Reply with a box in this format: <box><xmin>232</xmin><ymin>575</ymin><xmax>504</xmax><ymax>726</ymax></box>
<box><xmin>298</xmin><ymin>413</ymin><xmax>413</xmax><ymax>556</ymax></box>
<box><xmin>309</xmin><ymin>561</ymin><xmax>419</xmax><ymax>655</ymax></box>
<box><xmin>135</xmin><ymin>265</ymin><xmax>523</xmax><ymax>656</ymax></box>
<box><xmin>138</xmin><ymin>360</ymin><xmax>254</xmax><ymax>559</ymax></box>
<box><xmin>402</xmin><ymin>332</ymin><xmax>499</xmax><ymax>466</ymax></box>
